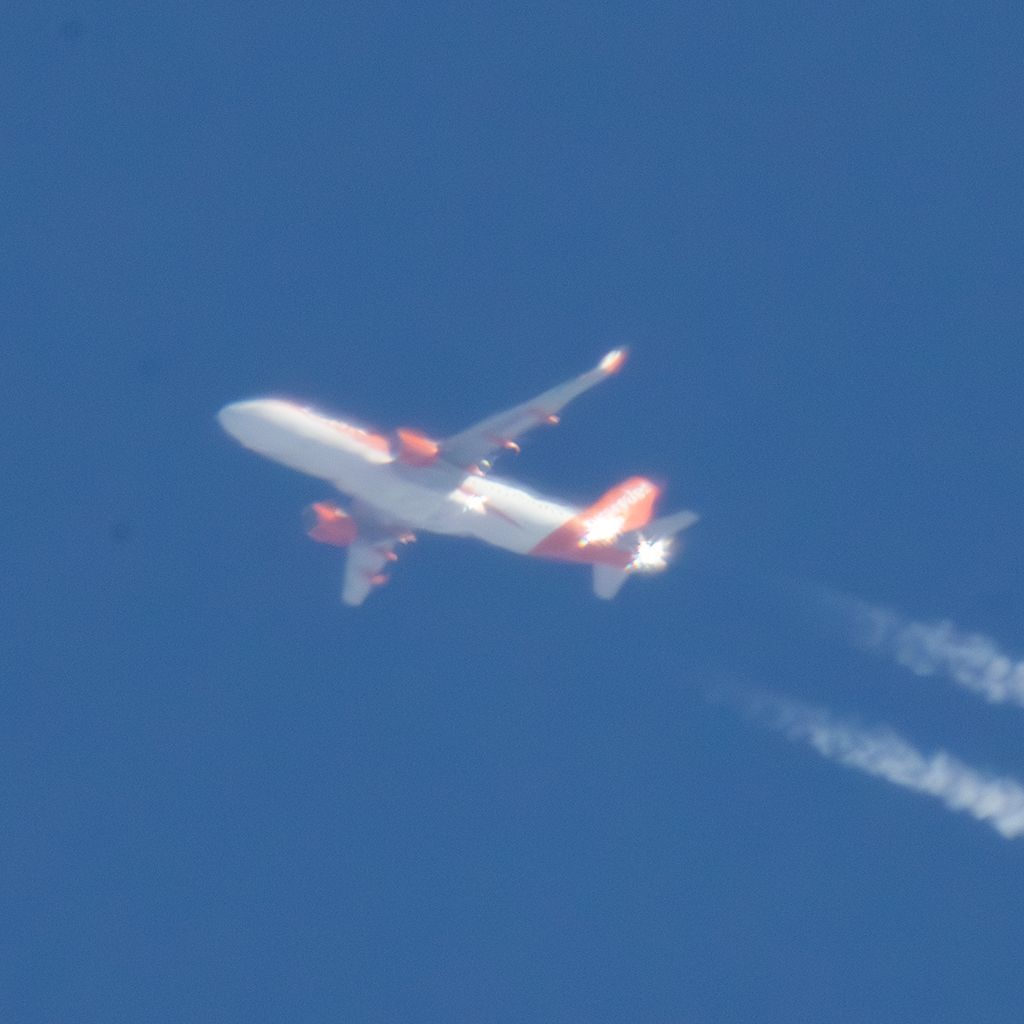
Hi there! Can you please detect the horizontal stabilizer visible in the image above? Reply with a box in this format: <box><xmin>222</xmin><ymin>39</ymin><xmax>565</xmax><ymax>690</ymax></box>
<box><xmin>595</xmin><ymin>507</ymin><xmax>699</xmax><ymax>599</ymax></box>
<box><xmin>644</xmin><ymin>509</ymin><xmax>699</xmax><ymax>540</ymax></box>
<box><xmin>593</xmin><ymin>564</ymin><xmax>631</xmax><ymax>600</ymax></box>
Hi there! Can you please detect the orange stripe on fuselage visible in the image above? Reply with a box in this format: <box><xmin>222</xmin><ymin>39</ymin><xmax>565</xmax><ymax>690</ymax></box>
<box><xmin>324</xmin><ymin>417</ymin><xmax>391</xmax><ymax>453</ymax></box>
<box><xmin>286</xmin><ymin>402</ymin><xmax>391</xmax><ymax>454</ymax></box>
<box><xmin>530</xmin><ymin>522</ymin><xmax>634</xmax><ymax>566</ymax></box>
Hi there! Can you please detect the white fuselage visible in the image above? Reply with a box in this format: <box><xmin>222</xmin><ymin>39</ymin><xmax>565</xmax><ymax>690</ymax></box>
<box><xmin>218</xmin><ymin>399</ymin><xmax>577</xmax><ymax>554</ymax></box>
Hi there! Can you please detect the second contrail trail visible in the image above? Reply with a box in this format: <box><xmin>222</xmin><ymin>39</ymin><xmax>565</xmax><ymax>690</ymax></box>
<box><xmin>736</xmin><ymin>692</ymin><xmax>1024</xmax><ymax>840</ymax></box>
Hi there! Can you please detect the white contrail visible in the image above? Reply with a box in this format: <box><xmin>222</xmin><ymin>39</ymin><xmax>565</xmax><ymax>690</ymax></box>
<box><xmin>839</xmin><ymin>598</ymin><xmax>1024</xmax><ymax>709</ymax></box>
<box><xmin>741</xmin><ymin>694</ymin><xmax>1024</xmax><ymax>839</ymax></box>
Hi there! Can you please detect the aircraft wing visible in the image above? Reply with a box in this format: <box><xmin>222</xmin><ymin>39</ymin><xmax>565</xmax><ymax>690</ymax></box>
<box><xmin>440</xmin><ymin>348</ymin><xmax>628</xmax><ymax>470</ymax></box>
<box><xmin>341</xmin><ymin>537</ymin><xmax>399</xmax><ymax>606</ymax></box>
<box><xmin>340</xmin><ymin>502</ymin><xmax>410</xmax><ymax>606</ymax></box>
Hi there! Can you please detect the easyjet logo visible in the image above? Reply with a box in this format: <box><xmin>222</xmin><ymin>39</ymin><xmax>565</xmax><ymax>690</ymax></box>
<box><xmin>602</xmin><ymin>481</ymin><xmax>655</xmax><ymax>516</ymax></box>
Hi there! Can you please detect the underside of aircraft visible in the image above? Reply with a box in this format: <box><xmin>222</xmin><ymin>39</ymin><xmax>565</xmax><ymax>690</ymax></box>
<box><xmin>219</xmin><ymin>349</ymin><xmax>697</xmax><ymax>605</ymax></box>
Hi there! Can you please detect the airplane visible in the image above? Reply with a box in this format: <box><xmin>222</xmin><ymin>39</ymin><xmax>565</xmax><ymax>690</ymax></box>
<box><xmin>218</xmin><ymin>348</ymin><xmax>698</xmax><ymax>606</ymax></box>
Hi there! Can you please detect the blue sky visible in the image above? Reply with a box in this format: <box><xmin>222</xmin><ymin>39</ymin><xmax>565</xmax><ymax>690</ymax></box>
<box><xmin>5</xmin><ymin>4</ymin><xmax>1024</xmax><ymax>1021</ymax></box>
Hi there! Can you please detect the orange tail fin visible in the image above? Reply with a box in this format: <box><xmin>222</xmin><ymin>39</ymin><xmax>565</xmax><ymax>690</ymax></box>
<box><xmin>530</xmin><ymin>476</ymin><xmax>661</xmax><ymax>565</ymax></box>
<box><xmin>583</xmin><ymin>476</ymin><xmax>661</xmax><ymax>535</ymax></box>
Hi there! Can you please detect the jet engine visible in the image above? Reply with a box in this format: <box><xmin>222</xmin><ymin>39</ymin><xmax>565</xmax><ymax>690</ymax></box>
<box><xmin>302</xmin><ymin>502</ymin><xmax>358</xmax><ymax>547</ymax></box>
<box><xmin>391</xmin><ymin>427</ymin><xmax>440</xmax><ymax>467</ymax></box>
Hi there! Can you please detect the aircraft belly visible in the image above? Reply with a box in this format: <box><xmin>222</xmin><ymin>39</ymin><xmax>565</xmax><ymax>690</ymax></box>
<box><xmin>334</xmin><ymin>466</ymin><xmax>454</xmax><ymax>530</ymax></box>
<box><xmin>461</xmin><ymin>512</ymin><xmax>538</xmax><ymax>553</ymax></box>
<box><xmin>452</xmin><ymin>477</ymin><xmax>573</xmax><ymax>554</ymax></box>
<box><xmin>332</xmin><ymin>467</ymin><xmax>571</xmax><ymax>555</ymax></box>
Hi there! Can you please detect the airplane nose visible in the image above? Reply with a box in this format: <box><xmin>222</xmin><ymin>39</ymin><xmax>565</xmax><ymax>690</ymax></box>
<box><xmin>217</xmin><ymin>399</ymin><xmax>280</xmax><ymax>448</ymax></box>
<box><xmin>217</xmin><ymin>400</ymin><xmax>263</xmax><ymax>440</ymax></box>
<box><xmin>217</xmin><ymin>399</ymin><xmax>306</xmax><ymax>456</ymax></box>
<box><xmin>217</xmin><ymin>401</ymin><xmax>242</xmax><ymax>439</ymax></box>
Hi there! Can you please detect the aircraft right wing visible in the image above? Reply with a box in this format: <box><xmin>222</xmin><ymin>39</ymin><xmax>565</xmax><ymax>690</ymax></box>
<box><xmin>440</xmin><ymin>348</ymin><xmax>628</xmax><ymax>471</ymax></box>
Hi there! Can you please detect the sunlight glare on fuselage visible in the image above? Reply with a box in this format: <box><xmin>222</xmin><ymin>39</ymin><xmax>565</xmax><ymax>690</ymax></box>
<box><xmin>578</xmin><ymin>513</ymin><xmax>627</xmax><ymax>547</ymax></box>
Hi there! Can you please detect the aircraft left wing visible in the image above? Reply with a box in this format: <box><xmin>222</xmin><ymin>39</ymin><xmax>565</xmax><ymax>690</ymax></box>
<box><xmin>340</xmin><ymin>503</ymin><xmax>411</xmax><ymax>606</ymax></box>
<box><xmin>341</xmin><ymin>537</ymin><xmax>400</xmax><ymax>606</ymax></box>
<box><xmin>440</xmin><ymin>348</ymin><xmax>628</xmax><ymax>471</ymax></box>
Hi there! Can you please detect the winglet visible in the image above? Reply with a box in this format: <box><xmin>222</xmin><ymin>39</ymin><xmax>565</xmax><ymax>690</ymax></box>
<box><xmin>598</xmin><ymin>347</ymin><xmax>629</xmax><ymax>375</ymax></box>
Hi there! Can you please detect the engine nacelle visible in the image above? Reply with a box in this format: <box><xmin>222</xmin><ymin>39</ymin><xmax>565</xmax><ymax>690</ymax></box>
<box><xmin>392</xmin><ymin>427</ymin><xmax>440</xmax><ymax>467</ymax></box>
<box><xmin>302</xmin><ymin>502</ymin><xmax>359</xmax><ymax>547</ymax></box>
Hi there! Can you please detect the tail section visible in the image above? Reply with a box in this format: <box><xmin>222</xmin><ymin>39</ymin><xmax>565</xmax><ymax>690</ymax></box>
<box><xmin>530</xmin><ymin>475</ymin><xmax>698</xmax><ymax>597</ymax></box>
<box><xmin>643</xmin><ymin>509</ymin><xmax>699</xmax><ymax>541</ymax></box>
<box><xmin>591</xmin><ymin>506</ymin><xmax>699</xmax><ymax>600</ymax></box>
<box><xmin>578</xmin><ymin>476</ymin><xmax>660</xmax><ymax>543</ymax></box>
<box><xmin>530</xmin><ymin>476</ymin><xmax>661</xmax><ymax>563</ymax></box>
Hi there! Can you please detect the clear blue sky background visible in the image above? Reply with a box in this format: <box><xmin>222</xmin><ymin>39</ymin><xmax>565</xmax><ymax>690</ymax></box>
<box><xmin>5</xmin><ymin>4</ymin><xmax>1024</xmax><ymax>1021</ymax></box>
